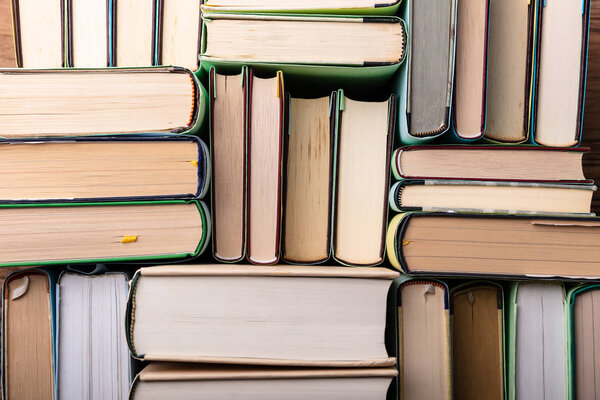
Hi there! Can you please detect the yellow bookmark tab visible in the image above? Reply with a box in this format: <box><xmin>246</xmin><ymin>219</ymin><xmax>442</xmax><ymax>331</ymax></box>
<box><xmin>402</xmin><ymin>240</ymin><xmax>411</xmax><ymax>246</ymax></box>
<box><xmin>190</xmin><ymin>160</ymin><xmax>198</xmax><ymax>167</ymax></box>
<box><xmin>121</xmin><ymin>235</ymin><xmax>138</xmax><ymax>244</ymax></box>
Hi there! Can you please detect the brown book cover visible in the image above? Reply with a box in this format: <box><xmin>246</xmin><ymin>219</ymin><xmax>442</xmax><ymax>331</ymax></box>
<box><xmin>451</xmin><ymin>283</ymin><xmax>504</xmax><ymax>400</ymax></box>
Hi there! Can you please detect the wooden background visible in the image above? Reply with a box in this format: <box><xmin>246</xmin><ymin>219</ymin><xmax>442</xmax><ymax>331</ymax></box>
<box><xmin>0</xmin><ymin>2</ymin><xmax>598</xmax><ymax>274</ymax></box>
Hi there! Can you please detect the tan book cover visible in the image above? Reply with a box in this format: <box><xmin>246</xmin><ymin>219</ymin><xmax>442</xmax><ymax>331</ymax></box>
<box><xmin>399</xmin><ymin>280</ymin><xmax>451</xmax><ymax>400</ymax></box>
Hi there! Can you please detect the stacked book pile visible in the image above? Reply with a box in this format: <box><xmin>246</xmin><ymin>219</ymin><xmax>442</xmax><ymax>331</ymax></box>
<box><xmin>1</xmin><ymin>0</ymin><xmax>599</xmax><ymax>399</ymax></box>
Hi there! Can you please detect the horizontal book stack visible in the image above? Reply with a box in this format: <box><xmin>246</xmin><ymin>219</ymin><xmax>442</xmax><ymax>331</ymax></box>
<box><xmin>1</xmin><ymin>0</ymin><xmax>598</xmax><ymax>399</ymax></box>
<box><xmin>0</xmin><ymin>26</ymin><xmax>213</xmax><ymax>398</ymax></box>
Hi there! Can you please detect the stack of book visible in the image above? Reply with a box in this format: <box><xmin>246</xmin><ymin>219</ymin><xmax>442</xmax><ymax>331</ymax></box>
<box><xmin>1</xmin><ymin>0</ymin><xmax>599</xmax><ymax>399</ymax></box>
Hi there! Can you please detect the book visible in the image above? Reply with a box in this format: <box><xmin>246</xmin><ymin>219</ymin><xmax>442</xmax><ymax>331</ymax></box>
<box><xmin>201</xmin><ymin>0</ymin><xmax>402</xmax><ymax>14</ymax></box>
<box><xmin>0</xmin><ymin>0</ymin><xmax>16</xmax><ymax>67</ymax></box>
<box><xmin>388</xmin><ymin>180</ymin><xmax>595</xmax><ymax>215</ymax></box>
<box><xmin>126</xmin><ymin>264</ymin><xmax>398</xmax><ymax>366</ymax></box>
<box><xmin>57</xmin><ymin>268</ymin><xmax>130</xmax><ymax>399</ymax></box>
<box><xmin>568</xmin><ymin>285</ymin><xmax>600</xmax><ymax>399</ymax></box>
<box><xmin>0</xmin><ymin>135</ymin><xmax>209</xmax><ymax>201</ymax></box>
<box><xmin>387</xmin><ymin>212</ymin><xmax>600</xmax><ymax>278</ymax></box>
<box><xmin>199</xmin><ymin>14</ymin><xmax>407</xmax><ymax>67</ymax></box>
<box><xmin>65</xmin><ymin>0</ymin><xmax>111</xmax><ymax>67</ymax></box>
<box><xmin>2</xmin><ymin>268</ymin><xmax>56</xmax><ymax>400</ymax></box>
<box><xmin>11</xmin><ymin>0</ymin><xmax>64</xmax><ymax>67</ymax></box>
<box><xmin>485</xmin><ymin>0</ymin><xmax>535</xmax><ymax>142</ymax></box>
<box><xmin>406</xmin><ymin>0</ymin><xmax>455</xmax><ymax>137</ymax></box>
<box><xmin>507</xmin><ymin>282</ymin><xmax>567</xmax><ymax>400</ymax></box>
<box><xmin>451</xmin><ymin>283</ymin><xmax>504</xmax><ymax>400</ymax></box>
<box><xmin>157</xmin><ymin>0</ymin><xmax>202</xmax><ymax>71</ymax></box>
<box><xmin>114</xmin><ymin>0</ymin><xmax>154</xmax><ymax>66</ymax></box>
<box><xmin>334</xmin><ymin>93</ymin><xmax>394</xmax><ymax>266</ymax></box>
<box><xmin>0</xmin><ymin>67</ymin><xmax>203</xmax><ymax>137</ymax></box>
<box><xmin>452</xmin><ymin>0</ymin><xmax>489</xmax><ymax>139</ymax></box>
<box><xmin>532</xmin><ymin>0</ymin><xmax>591</xmax><ymax>147</ymax></box>
<box><xmin>209</xmin><ymin>68</ymin><xmax>247</xmax><ymax>263</ymax></box>
<box><xmin>130</xmin><ymin>364</ymin><xmax>398</xmax><ymax>400</ymax></box>
<box><xmin>283</xmin><ymin>93</ymin><xmax>335</xmax><ymax>264</ymax></box>
<box><xmin>247</xmin><ymin>71</ymin><xmax>284</xmax><ymax>264</ymax></box>
<box><xmin>0</xmin><ymin>200</ymin><xmax>210</xmax><ymax>267</ymax></box>
<box><xmin>397</xmin><ymin>279</ymin><xmax>451</xmax><ymax>400</ymax></box>
<box><xmin>391</xmin><ymin>146</ymin><xmax>590</xmax><ymax>183</ymax></box>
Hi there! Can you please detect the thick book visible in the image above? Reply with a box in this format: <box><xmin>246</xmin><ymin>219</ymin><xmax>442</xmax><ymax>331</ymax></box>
<box><xmin>199</xmin><ymin>14</ymin><xmax>406</xmax><ymax>68</ymax></box>
<box><xmin>1</xmin><ymin>268</ymin><xmax>56</xmax><ymax>400</ymax></box>
<box><xmin>387</xmin><ymin>212</ymin><xmax>600</xmax><ymax>278</ymax></box>
<box><xmin>0</xmin><ymin>135</ymin><xmax>209</xmax><ymax>202</ymax></box>
<box><xmin>126</xmin><ymin>264</ymin><xmax>398</xmax><ymax>366</ymax></box>
<box><xmin>57</xmin><ymin>267</ymin><xmax>131</xmax><ymax>399</ymax></box>
<box><xmin>452</xmin><ymin>0</ymin><xmax>489</xmax><ymax>139</ymax></box>
<box><xmin>391</xmin><ymin>146</ymin><xmax>590</xmax><ymax>183</ymax></box>
<box><xmin>485</xmin><ymin>0</ymin><xmax>536</xmax><ymax>143</ymax></box>
<box><xmin>247</xmin><ymin>71</ymin><xmax>284</xmax><ymax>265</ymax></box>
<box><xmin>0</xmin><ymin>67</ymin><xmax>203</xmax><ymax>137</ymax></box>
<box><xmin>156</xmin><ymin>0</ymin><xmax>202</xmax><ymax>71</ymax></box>
<box><xmin>334</xmin><ymin>92</ymin><xmax>395</xmax><ymax>266</ymax></box>
<box><xmin>201</xmin><ymin>0</ymin><xmax>402</xmax><ymax>14</ymax></box>
<box><xmin>397</xmin><ymin>279</ymin><xmax>451</xmax><ymax>400</ymax></box>
<box><xmin>451</xmin><ymin>282</ymin><xmax>504</xmax><ymax>400</ymax></box>
<box><xmin>129</xmin><ymin>364</ymin><xmax>398</xmax><ymax>400</ymax></box>
<box><xmin>507</xmin><ymin>282</ymin><xmax>567</xmax><ymax>400</ymax></box>
<box><xmin>283</xmin><ymin>93</ymin><xmax>336</xmax><ymax>264</ymax></box>
<box><xmin>388</xmin><ymin>179</ymin><xmax>595</xmax><ymax>215</ymax></box>
<box><xmin>11</xmin><ymin>0</ymin><xmax>65</xmax><ymax>67</ymax></box>
<box><xmin>65</xmin><ymin>0</ymin><xmax>111</xmax><ymax>67</ymax></box>
<box><xmin>567</xmin><ymin>285</ymin><xmax>600</xmax><ymax>399</ymax></box>
<box><xmin>406</xmin><ymin>0</ymin><xmax>455</xmax><ymax>138</ymax></box>
<box><xmin>209</xmin><ymin>67</ymin><xmax>247</xmax><ymax>263</ymax></box>
<box><xmin>532</xmin><ymin>0</ymin><xmax>591</xmax><ymax>147</ymax></box>
<box><xmin>0</xmin><ymin>200</ymin><xmax>210</xmax><ymax>267</ymax></box>
<box><xmin>114</xmin><ymin>0</ymin><xmax>155</xmax><ymax>66</ymax></box>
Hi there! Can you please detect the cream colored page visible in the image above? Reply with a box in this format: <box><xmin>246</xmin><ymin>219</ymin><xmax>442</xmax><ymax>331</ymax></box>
<box><xmin>116</xmin><ymin>0</ymin><xmax>154</xmax><ymax>66</ymax></box>
<box><xmin>401</xmin><ymin>184</ymin><xmax>592</xmax><ymax>214</ymax></box>
<box><xmin>0</xmin><ymin>203</ymin><xmax>203</xmax><ymax>263</ymax></box>
<box><xmin>454</xmin><ymin>0</ymin><xmax>487</xmax><ymax>137</ymax></box>
<box><xmin>213</xmin><ymin>73</ymin><xmax>245</xmax><ymax>261</ymax></box>
<box><xmin>399</xmin><ymin>148</ymin><xmax>585</xmax><ymax>181</ymax></box>
<box><xmin>71</xmin><ymin>0</ymin><xmax>108</xmax><ymax>67</ymax></box>
<box><xmin>248</xmin><ymin>76</ymin><xmax>281</xmax><ymax>263</ymax></box>
<box><xmin>0</xmin><ymin>72</ymin><xmax>194</xmax><ymax>135</ymax></box>
<box><xmin>401</xmin><ymin>283</ymin><xmax>450</xmax><ymax>400</ymax></box>
<box><xmin>204</xmin><ymin>0</ymin><xmax>380</xmax><ymax>8</ymax></box>
<box><xmin>133</xmin><ymin>377</ymin><xmax>392</xmax><ymax>400</ymax></box>
<box><xmin>284</xmin><ymin>96</ymin><xmax>331</xmax><ymax>262</ymax></box>
<box><xmin>334</xmin><ymin>98</ymin><xmax>388</xmax><ymax>265</ymax></box>
<box><xmin>574</xmin><ymin>290</ymin><xmax>600</xmax><ymax>399</ymax></box>
<box><xmin>132</xmin><ymin>276</ymin><xmax>390</xmax><ymax>360</ymax></box>
<box><xmin>18</xmin><ymin>0</ymin><xmax>63</xmax><ymax>67</ymax></box>
<box><xmin>515</xmin><ymin>283</ymin><xmax>566</xmax><ymax>399</ymax></box>
<box><xmin>0</xmin><ymin>141</ymin><xmax>198</xmax><ymax>199</ymax></box>
<box><xmin>204</xmin><ymin>18</ymin><xmax>405</xmax><ymax>64</ymax></box>
<box><xmin>402</xmin><ymin>216</ymin><xmax>600</xmax><ymax>276</ymax></box>
<box><xmin>486</xmin><ymin>0</ymin><xmax>529</xmax><ymax>141</ymax></box>
<box><xmin>161</xmin><ymin>0</ymin><xmax>200</xmax><ymax>70</ymax></box>
<box><xmin>535</xmin><ymin>0</ymin><xmax>583</xmax><ymax>146</ymax></box>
